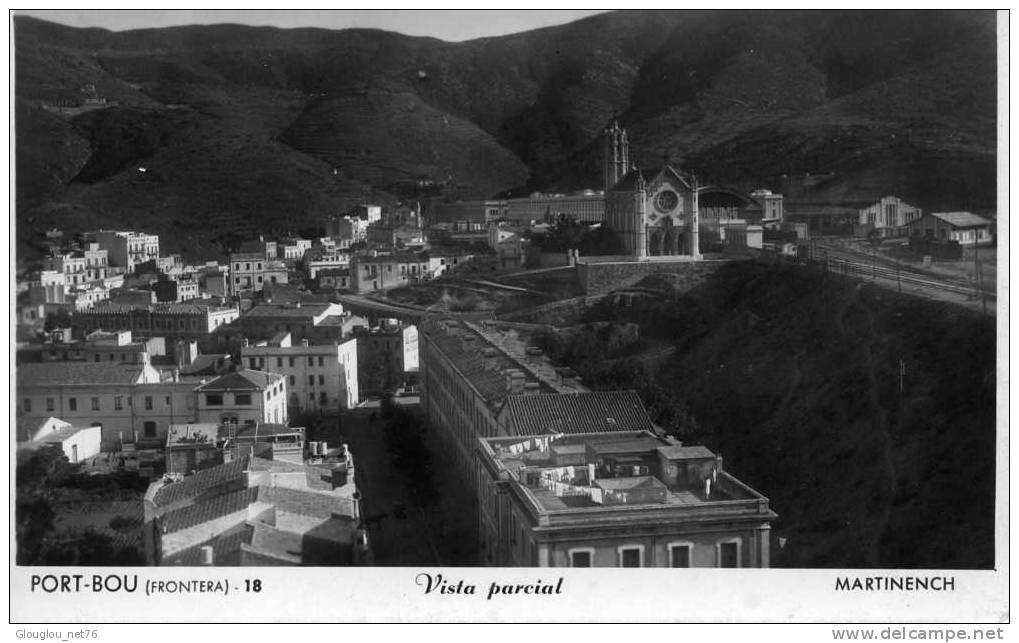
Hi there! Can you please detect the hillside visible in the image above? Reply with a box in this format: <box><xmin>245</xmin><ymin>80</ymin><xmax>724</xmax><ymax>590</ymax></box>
<box><xmin>14</xmin><ymin>11</ymin><xmax>997</xmax><ymax>260</ymax></box>
<box><xmin>546</xmin><ymin>262</ymin><xmax>996</xmax><ymax>568</ymax></box>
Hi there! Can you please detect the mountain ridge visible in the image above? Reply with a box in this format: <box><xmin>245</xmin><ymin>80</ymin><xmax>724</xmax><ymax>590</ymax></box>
<box><xmin>14</xmin><ymin>11</ymin><xmax>997</xmax><ymax>261</ymax></box>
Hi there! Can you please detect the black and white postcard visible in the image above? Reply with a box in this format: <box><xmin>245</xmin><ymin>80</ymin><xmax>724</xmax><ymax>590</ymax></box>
<box><xmin>8</xmin><ymin>7</ymin><xmax>1009</xmax><ymax>632</ymax></box>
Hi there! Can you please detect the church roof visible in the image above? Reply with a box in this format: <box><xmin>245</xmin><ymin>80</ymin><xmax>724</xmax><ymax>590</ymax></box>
<box><xmin>611</xmin><ymin>165</ymin><xmax>693</xmax><ymax>192</ymax></box>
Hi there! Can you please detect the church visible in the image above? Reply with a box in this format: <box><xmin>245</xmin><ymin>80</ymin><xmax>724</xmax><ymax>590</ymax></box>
<box><xmin>602</xmin><ymin>120</ymin><xmax>701</xmax><ymax>261</ymax></box>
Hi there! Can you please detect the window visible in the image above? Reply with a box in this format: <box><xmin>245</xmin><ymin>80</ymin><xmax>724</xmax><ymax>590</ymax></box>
<box><xmin>91</xmin><ymin>397</ymin><xmax>100</xmax><ymax>411</ymax></box>
<box><xmin>309</xmin><ymin>392</ymin><xmax>315</xmax><ymax>402</ymax></box>
<box><xmin>23</xmin><ymin>398</ymin><xmax>31</xmax><ymax>413</ymax></box>
<box><xmin>165</xmin><ymin>396</ymin><xmax>171</xmax><ymax>405</ymax></box>
<box><xmin>205</xmin><ymin>394</ymin><xmax>223</xmax><ymax>406</ymax></box>
<box><xmin>617</xmin><ymin>545</ymin><xmax>644</xmax><ymax>568</ymax></box>
<box><xmin>235</xmin><ymin>394</ymin><xmax>252</xmax><ymax>405</ymax></box>
<box><xmin>319</xmin><ymin>392</ymin><xmax>327</xmax><ymax>403</ymax></box>
<box><xmin>143</xmin><ymin>421</ymin><xmax>157</xmax><ymax>438</ymax></box>
<box><xmin>245</xmin><ymin>263</ymin><xmax>251</xmax><ymax>270</ymax></box>
<box><xmin>114</xmin><ymin>396</ymin><xmax>123</xmax><ymax>411</ymax></box>
<box><xmin>289</xmin><ymin>375</ymin><xmax>295</xmax><ymax>386</ymax></box>
<box><xmin>144</xmin><ymin>396</ymin><xmax>153</xmax><ymax>410</ymax></box>
<box><xmin>569</xmin><ymin>548</ymin><xmax>593</xmax><ymax>568</ymax></box>
<box><xmin>308</xmin><ymin>375</ymin><xmax>315</xmax><ymax>386</ymax></box>
<box><xmin>277</xmin><ymin>357</ymin><xmax>283</xmax><ymax>368</ymax></box>
<box><xmin>318</xmin><ymin>375</ymin><xmax>325</xmax><ymax>385</ymax></box>
<box><xmin>257</xmin><ymin>263</ymin><xmax>262</xmax><ymax>270</ymax></box>
<box><xmin>308</xmin><ymin>356</ymin><xmax>314</xmax><ymax>367</ymax></box>
<box><xmin>318</xmin><ymin>356</ymin><xmax>324</xmax><ymax>367</ymax></box>
<box><xmin>717</xmin><ymin>539</ymin><xmax>741</xmax><ymax>568</ymax></box>
<box><xmin>46</xmin><ymin>398</ymin><xmax>55</xmax><ymax>412</ymax></box>
<box><xmin>669</xmin><ymin>543</ymin><xmax>693</xmax><ymax>568</ymax></box>
<box><xmin>94</xmin><ymin>355</ymin><xmax>101</xmax><ymax>362</ymax></box>
<box><xmin>288</xmin><ymin>357</ymin><xmax>295</xmax><ymax>367</ymax></box>
<box><xmin>249</xmin><ymin>358</ymin><xmax>258</xmax><ymax>369</ymax></box>
<box><xmin>69</xmin><ymin>398</ymin><xmax>77</xmax><ymax>411</ymax></box>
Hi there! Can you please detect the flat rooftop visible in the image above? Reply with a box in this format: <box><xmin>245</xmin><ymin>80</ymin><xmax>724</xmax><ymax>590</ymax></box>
<box><xmin>486</xmin><ymin>432</ymin><xmax>763</xmax><ymax>513</ymax></box>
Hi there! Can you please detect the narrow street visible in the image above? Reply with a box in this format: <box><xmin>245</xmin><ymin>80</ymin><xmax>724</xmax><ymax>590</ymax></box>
<box><xmin>309</xmin><ymin>407</ymin><xmax>441</xmax><ymax>566</ymax></box>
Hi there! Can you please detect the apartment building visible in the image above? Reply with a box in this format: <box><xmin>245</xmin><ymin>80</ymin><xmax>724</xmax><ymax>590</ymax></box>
<box><xmin>73</xmin><ymin>301</ymin><xmax>239</xmax><ymax>346</ymax></box>
<box><xmin>228</xmin><ymin>252</ymin><xmax>289</xmax><ymax>295</ymax></box>
<box><xmin>195</xmin><ymin>369</ymin><xmax>288</xmax><ymax>427</ymax></box>
<box><xmin>353</xmin><ymin>322</ymin><xmax>417</xmax><ymax>394</ymax></box>
<box><xmin>16</xmin><ymin>357</ymin><xmax>197</xmax><ymax>450</ymax></box>
<box><xmin>93</xmin><ymin>230</ymin><xmax>160</xmax><ymax>271</ymax></box>
<box><xmin>241</xmin><ymin>332</ymin><xmax>359</xmax><ymax>412</ymax></box>
<box><xmin>477</xmin><ymin>431</ymin><xmax>777</xmax><ymax>567</ymax></box>
<box><xmin>419</xmin><ymin>319</ymin><xmax>655</xmax><ymax>491</ymax></box>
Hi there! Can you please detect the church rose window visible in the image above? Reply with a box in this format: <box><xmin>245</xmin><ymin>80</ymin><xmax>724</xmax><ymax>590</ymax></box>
<box><xmin>655</xmin><ymin>190</ymin><xmax>679</xmax><ymax>213</ymax></box>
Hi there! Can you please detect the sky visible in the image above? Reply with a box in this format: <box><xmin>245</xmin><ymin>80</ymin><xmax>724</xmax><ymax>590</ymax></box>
<box><xmin>15</xmin><ymin>9</ymin><xmax>611</xmax><ymax>42</ymax></box>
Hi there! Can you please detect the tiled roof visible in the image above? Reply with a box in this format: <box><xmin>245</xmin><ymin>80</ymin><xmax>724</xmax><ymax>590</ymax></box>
<box><xmin>179</xmin><ymin>354</ymin><xmax>229</xmax><ymax>375</ymax></box>
<box><xmin>243</xmin><ymin>304</ymin><xmax>331</xmax><ymax>318</ymax></box>
<box><xmin>424</xmin><ymin>322</ymin><xmax>558</xmax><ymax>405</ymax></box>
<box><xmin>611</xmin><ymin>166</ymin><xmax>692</xmax><ymax>192</ymax></box>
<box><xmin>84</xmin><ymin>301</ymin><xmax>229</xmax><ymax>315</ymax></box>
<box><xmin>159</xmin><ymin>486</ymin><xmax>261</xmax><ymax>533</ymax></box>
<box><xmin>161</xmin><ymin>523</ymin><xmax>253</xmax><ymax>566</ymax></box>
<box><xmin>503</xmin><ymin>391</ymin><xmax>656</xmax><ymax>436</ymax></box>
<box><xmin>246</xmin><ymin>457</ymin><xmax>339</xmax><ymax>492</ymax></box>
<box><xmin>259</xmin><ymin>485</ymin><xmax>354</xmax><ymax>516</ymax></box>
<box><xmin>150</xmin><ymin>455</ymin><xmax>251</xmax><ymax>507</ymax></box>
<box><xmin>929</xmin><ymin>211</ymin><xmax>992</xmax><ymax>228</ymax></box>
<box><xmin>17</xmin><ymin>362</ymin><xmax>148</xmax><ymax>387</ymax></box>
<box><xmin>35</xmin><ymin>425</ymin><xmax>98</xmax><ymax>444</ymax></box>
<box><xmin>196</xmin><ymin>369</ymin><xmax>282</xmax><ymax>392</ymax></box>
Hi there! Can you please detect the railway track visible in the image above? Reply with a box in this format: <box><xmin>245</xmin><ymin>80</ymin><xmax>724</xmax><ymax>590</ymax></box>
<box><xmin>814</xmin><ymin>253</ymin><xmax>993</xmax><ymax>301</ymax></box>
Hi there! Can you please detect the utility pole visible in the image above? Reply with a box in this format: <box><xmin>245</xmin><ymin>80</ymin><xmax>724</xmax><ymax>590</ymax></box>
<box><xmin>974</xmin><ymin>241</ymin><xmax>987</xmax><ymax>314</ymax></box>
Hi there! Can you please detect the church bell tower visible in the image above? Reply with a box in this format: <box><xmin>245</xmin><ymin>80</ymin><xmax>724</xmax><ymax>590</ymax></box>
<box><xmin>603</xmin><ymin>119</ymin><xmax>629</xmax><ymax>193</ymax></box>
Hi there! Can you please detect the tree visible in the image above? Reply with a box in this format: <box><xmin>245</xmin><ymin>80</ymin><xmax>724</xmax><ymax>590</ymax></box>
<box><xmin>15</xmin><ymin>448</ymin><xmax>76</xmax><ymax>564</ymax></box>
<box><xmin>43</xmin><ymin>308</ymin><xmax>72</xmax><ymax>332</ymax></box>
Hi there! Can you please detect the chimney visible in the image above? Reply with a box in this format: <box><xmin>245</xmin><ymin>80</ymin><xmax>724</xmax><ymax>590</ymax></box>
<box><xmin>588</xmin><ymin>463</ymin><xmax>596</xmax><ymax>483</ymax></box>
<box><xmin>505</xmin><ymin>369</ymin><xmax>525</xmax><ymax>395</ymax></box>
<box><xmin>705</xmin><ymin>477</ymin><xmax>712</xmax><ymax>499</ymax></box>
<box><xmin>200</xmin><ymin>545</ymin><xmax>214</xmax><ymax>566</ymax></box>
<box><xmin>523</xmin><ymin>382</ymin><xmax>541</xmax><ymax>395</ymax></box>
<box><xmin>482</xmin><ymin>348</ymin><xmax>499</xmax><ymax>370</ymax></box>
<box><xmin>301</xmin><ymin>339</ymin><xmax>309</xmax><ymax>347</ymax></box>
<box><xmin>173</xmin><ymin>368</ymin><xmax>179</xmax><ymax>383</ymax></box>
<box><xmin>462</xmin><ymin>334</ymin><xmax>476</xmax><ymax>353</ymax></box>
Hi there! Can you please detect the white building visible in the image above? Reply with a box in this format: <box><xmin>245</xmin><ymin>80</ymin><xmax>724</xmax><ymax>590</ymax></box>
<box><xmin>94</xmin><ymin>230</ymin><xmax>160</xmax><ymax>271</ymax></box>
<box><xmin>195</xmin><ymin>369</ymin><xmax>288</xmax><ymax>427</ymax></box>
<box><xmin>16</xmin><ymin>357</ymin><xmax>198</xmax><ymax>450</ymax></box>
<box><xmin>229</xmin><ymin>252</ymin><xmax>289</xmax><ymax>295</ymax></box>
<box><xmin>307</xmin><ymin>253</ymin><xmax>351</xmax><ymax>279</ymax></box>
<box><xmin>241</xmin><ymin>332</ymin><xmax>359</xmax><ymax>412</ymax></box>
<box><xmin>859</xmin><ymin>196</ymin><xmax>922</xmax><ymax>236</ymax></box>
<box><xmin>913</xmin><ymin>211</ymin><xmax>994</xmax><ymax>246</ymax></box>
<box><xmin>20</xmin><ymin>418</ymin><xmax>103</xmax><ymax>464</ymax></box>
